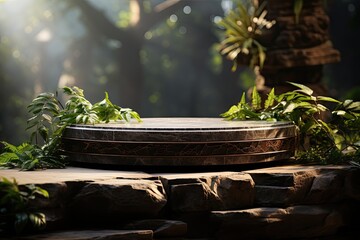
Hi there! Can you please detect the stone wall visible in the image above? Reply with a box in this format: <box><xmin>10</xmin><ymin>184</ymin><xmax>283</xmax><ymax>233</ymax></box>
<box><xmin>0</xmin><ymin>165</ymin><xmax>359</xmax><ymax>239</ymax></box>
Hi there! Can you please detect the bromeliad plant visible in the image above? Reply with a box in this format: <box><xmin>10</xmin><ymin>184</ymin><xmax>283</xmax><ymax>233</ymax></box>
<box><xmin>0</xmin><ymin>177</ymin><xmax>48</xmax><ymax>235</ymax></box>
<box><xmin>221</xmin><ymin>82</ymin><xmax>360</xmax><ymax>164</ymax></box>
<box><xmin>0</xmin><ymin>86</ymin><xmax>141</xmax><ymax>170</ymax></box>
<box><xmin>218</xmin><ymin>0</ymin><xmax>276</xmax><ymax>71</ymax></box>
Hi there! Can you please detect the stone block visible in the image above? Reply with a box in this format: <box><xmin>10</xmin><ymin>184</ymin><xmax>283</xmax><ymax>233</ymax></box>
<box><xmin>170</xmin><ymin>212</ymin><xmax>217</xmax><ymax>238</ymax></box>
<box><xmin>27</xmin><ymin>182</ymin><xmax>68</xmax><ymax>209</ymax></box>
<box><xmin>247</xmin><ymin>172</ymin><xmax>294</xmax><ymax>187</ymax></box>
<box><xmin>124</xmin><ymin>219</ymin><xmax>187</xmax><ymax>238</ymax></box>
<box><xmin>248</xmin><ymin>166</ymin><xmax>316</xmax><ymax>206</ymax></box>
<box><xmin>305</xmin><ymin>172</ymin><xmax>345</xmax><ymax>204</ymax></box>
<box><xmin>255</xmin><ymin>185</ymin><xmax>295</xmax><ymax>206</ymax></box>
<box><xmin>208</xmin><ymin>173</ymin><xmax>255</xmax><ymax>210</ymax></box>
<box><xmin>212</xmin><ymin>204</ymin><xmax>344</xmax><ymax>239</ymax></box>
<box><xmin>344</xmin><ymin>167</ymin><xmax>360</xmax><ymax>201</ymax></box>
<box><xmin>69</xmin><ymin>179</ymin><xmax>167</xmax><ymax>218</ymax></box>
<box><xmin>163</xmin><ymin>172</ymin><xmax>255</xmax><ymax>211</ymax></box>
<box><xmin>5</xmin><ymin>230</ymin><xmax>153</xmax><ymax>240</ymax></box>
<box><xmin>170</xmin><ymin>182</ymin><xmax>221</xmax><ymax>212</ymax></box>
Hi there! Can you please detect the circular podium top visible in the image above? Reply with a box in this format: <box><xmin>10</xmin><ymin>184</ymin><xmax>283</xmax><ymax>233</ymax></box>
<box><xmin>72</xmin><ymin>118</ymin><xmax>293</xmax><ymax>130</ymax></box>
<box><xmin>63</xmin><ymin>118</ymin><xmax>296</xmax><ymax>142</ymax></box>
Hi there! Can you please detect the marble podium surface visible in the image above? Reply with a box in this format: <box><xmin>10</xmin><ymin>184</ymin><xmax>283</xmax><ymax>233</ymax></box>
<box><xmin>61</xmin><ymin>118</ymin><xmax>297</xmax><ymax>166</ymax></box>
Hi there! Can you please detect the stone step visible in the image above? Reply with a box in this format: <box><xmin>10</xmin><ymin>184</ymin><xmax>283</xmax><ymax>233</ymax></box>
<box><xmin>0</xmin><ymin>165</ymin><xmax>359</xmax><ymax>239</ymax></box>
<box><xmin>245</xmin><ymin>165</ymin><xmax>318</xmax><ymax>187</ymax></box>
<box><xmin>211</xmin><ymin>204</ymin><xmax>344</xmax><ymax>239</ymax></box>
<box><xmin>254</xmin><ymin>185</ymin><xmax>296</xmax><ymax>206</ymax></box>
<box><xmin>4</xmin><ymin>230</ymin><xmax>153</xmax><ymax>240</ymax></box>
<box><xmin>247</xmin><ymin>172</ymin><xmax>295</xmax><ymax>187</ymax></box>
<box><xmin>123</xmin><ymin>219</ymin><xmax>187</xmax><ymax>238</ymax></box>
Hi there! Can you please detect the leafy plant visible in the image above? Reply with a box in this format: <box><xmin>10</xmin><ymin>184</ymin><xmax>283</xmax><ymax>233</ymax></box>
<box><xmin>0</xmin><ymin>142</ymin><xmax>66</xmax><ymax>171</ymax></box>
<box><xmin>218</xmin><ymin>0</ymin><xmax>276</xmax><ymax>71</ymax></box>
<box><xmin>221</xmin><ymin>82</ymin><xmax>360</xmax><ymax>164</ymax></box>
<box><xmin>0</xmin><ymin>177</ymin><xmax>48</xmax><ymax>235</ymax></box>
<box><xmin>0</xmin><ymin>86</ymin><xmax>141</xmax><ymax>170</ymax></box>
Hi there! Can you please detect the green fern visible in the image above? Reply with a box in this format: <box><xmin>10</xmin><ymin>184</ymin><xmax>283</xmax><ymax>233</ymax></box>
<box><xmin>2</xmin><ymin>86</ymin><xmax>142</xmax><ymax>170</ymax></box>
<box><xmin>0</xmin><ymin>177</ymin><xmax>48</xmax><ymax>234</ymax></box>
<box><xmin>26</xmin><ymin>92</ymin><xmax>61</xmax><ymax>144</ymax></box>
<box><xmin>221</xmin><ymin>82</ymin><xmax>360</xmax><ymax>164</ymax></box>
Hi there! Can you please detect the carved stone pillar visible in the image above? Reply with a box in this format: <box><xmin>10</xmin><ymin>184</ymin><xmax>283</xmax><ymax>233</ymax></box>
<box><xmin>254</xmin><ymin>0</ymin><xmax>341</xmax><ymax>96</ymax></box>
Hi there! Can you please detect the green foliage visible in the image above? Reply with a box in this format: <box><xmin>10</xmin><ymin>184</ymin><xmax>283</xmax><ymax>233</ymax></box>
<box><xmin>26</xmin><ymin>92</ymin><xmax>61</xmax><ymax>145</ymax></box>
<box><xmin>331</xmin><ymin>99</ymin><xmax>360</xmax><ymax>151</ymax></box>
<box><xmin>296</xmin><ymin>147</ymin><xmax>360</xmax><ymax>165</ymax></box>
<box><xmin>0</xmin><ymin>177</ymin><xmax>48</xmax><ymax>235</ymax></box>
<box><xmin>57</xmin><ymin>86</ymin><xmax>141</xmax><ymax>125</ymax></box>
<box><xmin>92</xmin><ymin>92</ymin><xmax>141</xmax><ymax>123</ymax></box>
<box><xmin>0</xmin><ymin>142</ymin><xmax>66</xmax><ymax>170</ymax></box>
<box><xmin>58</xmin><ymin>86</ymin><xmax>98</xmax><ymax>125</ymax></box>
<box><xmin>218</xmin><ymin>0</ymin><xmax>275</xmax><ymax>71</ymax></box>
<box><xmin>1</xmin><ymin>86</ymin><xmax>141</xmax><ymax>170</ymax></box>
<box><xmin>221</xmin><ymin>82</ymin><xmax>360</xmax><ymax>164</ymax></box>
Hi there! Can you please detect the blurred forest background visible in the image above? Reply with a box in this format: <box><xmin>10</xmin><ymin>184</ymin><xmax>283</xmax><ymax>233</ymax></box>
<box><xmin>0</xmin><ymin>0</ymin><xmax>359</xmax><ymax>144</ymax></box>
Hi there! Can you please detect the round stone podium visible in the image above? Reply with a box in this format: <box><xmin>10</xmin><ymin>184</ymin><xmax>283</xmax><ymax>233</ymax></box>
<box><xmin>61</xmin><ymin>118</ymin><xmax>297</xmax><ymax>167</ymax></box>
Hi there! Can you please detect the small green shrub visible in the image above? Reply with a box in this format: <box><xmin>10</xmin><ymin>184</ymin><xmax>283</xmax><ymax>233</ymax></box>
<box><xmin>221</xmin><ymin>82</ymin><xmax>360</xmax><ymax>164</ymax></box>
<box><xmin>0</xmin><ymin>177</ymin><xmax>48</xmax><ymax>235</ymax></box>
<box><xmin>0</xmin><ymin>86</ymin><xmax>141</xmax><ymax>170</ymax></box>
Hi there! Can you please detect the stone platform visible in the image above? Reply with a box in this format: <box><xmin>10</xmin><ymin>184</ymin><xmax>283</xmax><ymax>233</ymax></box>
<box><xmin>61</xmin><ymin>118</ymin><xmax>296</xmax><ymax>166</ymax></box>
<box><xmin>1</xmin><ymin>164</ymin><xmax>359</xmax><ymax>239</ymax></box>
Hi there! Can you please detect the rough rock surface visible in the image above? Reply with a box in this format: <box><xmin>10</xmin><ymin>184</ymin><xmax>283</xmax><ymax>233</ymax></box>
<box><xmin>163</xmin><ymin>172</ymin><xmax>255</xmax><ymax>212</ymax></box>
<box><xmin>5</xmin><ymin>230</ymin><xmax>153</xmax><ymax>240</ymax></box>
<box><xmin>258</xmin><ymin>0</ymin><xmax>340</xmax><ymax>65</ymax></box>
<box><xmin>245</xmin><ymin>165</ymin><xmax>358</xmax><ymax>207</ymax></box>
<box><xmin>265</xmin><ymin>41</ymin><xmax>340</xmax><ymax>68</ymax></box>
<box><xmin>212</xmin><ymin>204</ymin><xmax>344</xmax><ymax>239</ymax></box>
<box><xmin>0</xmin><ymin>165</ymin><xmax>359</xmax><ymax>239</ymax></box>
<box><xmin>171</xmin><ymin>182</ymin><xmax>221</xmax><ymax>212</ymax></box>
<box><xmin>124</xmin><ymin>219</ymin><xmax>187</xmax><ymax>238</ymax></box>
<box><xmin>209</xmin><ymin>173</ymin><xmax>255</xmax><ymax>210</ymax></box>
<box><xmin>70</xmin><ymin>179</ymin><xmax>167</xmax><ymax>218</ymax></box>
